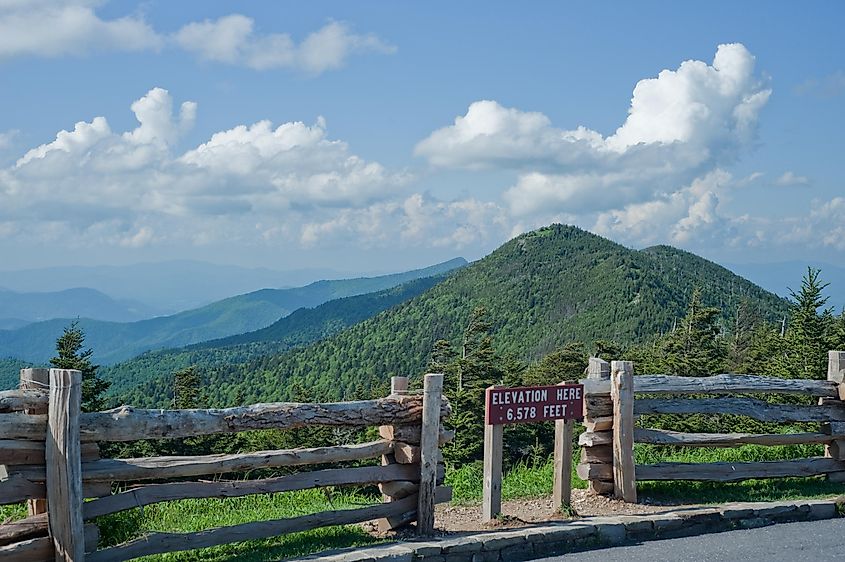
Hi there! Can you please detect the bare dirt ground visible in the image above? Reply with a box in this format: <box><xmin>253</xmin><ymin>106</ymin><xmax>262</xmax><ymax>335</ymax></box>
<box><xmin>368</xmin><ymin>490</ymin><xmax>701</xmax><ymax>537</ymax></box>
<box><xmin>432</xmin><ymin>490</ymin><xmax>697</xmax><ymax>532</ymax></box>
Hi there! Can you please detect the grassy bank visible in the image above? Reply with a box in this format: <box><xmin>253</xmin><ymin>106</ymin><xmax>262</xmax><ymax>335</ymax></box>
<box><xmin>95</xmin><ymin>488</ymin><xmax>383</xmax><ymax>562</ymax></box>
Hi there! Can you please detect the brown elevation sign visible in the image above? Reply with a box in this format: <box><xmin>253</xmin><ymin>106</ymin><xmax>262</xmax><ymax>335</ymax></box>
<box><xmin>485</xmin><ymin>384</ymin><xmax>584</xmax><ymax>425</ymax></box>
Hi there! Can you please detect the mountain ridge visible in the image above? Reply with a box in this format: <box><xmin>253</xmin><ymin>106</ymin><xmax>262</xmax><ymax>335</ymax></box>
<box><xmin>0</xmin><ymin>258</ymin><xmax>468</xmax><ymax>367</ymax></box>
<box><xmin>0</xmin><ymin>287</ymin><xmax>164</xmax><ymax>326</ymax></box>
<box><xmin>116</xmin><ymin>224</ymin><xmax>789</xmax><ymax>407</ymax></box>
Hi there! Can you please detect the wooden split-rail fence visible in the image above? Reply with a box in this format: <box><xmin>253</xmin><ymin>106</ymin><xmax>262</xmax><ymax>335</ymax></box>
<box><xmin>0</xmin><ymin>370</ymin><xmax>452</xmax><ymax>561</ymax></box>
<box><xmin>578</xmin><ymin>351</ymin><xmax>845</xmax><ymax>501</ymax></box>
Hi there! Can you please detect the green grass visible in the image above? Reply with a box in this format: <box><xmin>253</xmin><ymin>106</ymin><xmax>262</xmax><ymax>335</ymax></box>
<box><xmin>446</xmin><ymin>458</ymin><xmax>587</xmax><ymax>504</ymax></box>
<box><xmin>0</xmin><ymin>503</ymin><xmax>26</xmax><ymax>523</ymax></box>
<box><xmin>639</xmin><ymin>477</ymin><xmax>845</xmax><ymax>504</ymax></box>
<box><xmin>94</xmin><ymin>488</ymin><xmax>383</xmax><ymax>562</ymax></box>
<box><xmin>632</xmin><ymin>442</ymin><xmax>845</xmax><ymax>503</ymax></box>
<box><xmin>634</xmin><ymin>443</ymin><xmax>827</xmax><ymax>464</ymax></box>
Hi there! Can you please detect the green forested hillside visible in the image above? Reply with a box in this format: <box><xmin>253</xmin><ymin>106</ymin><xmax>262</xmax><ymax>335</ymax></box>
<box><xmin>0</xmin><ymin>258</ymin><xmax>467</xmax><ymax>368</ymax></box>
<box><xmin>119</xmin><ymin>225</ymin><xmax>789</xmax><ymax>407</ymax></box>
<box><xmin>104</xmin><ymin>275</ymin><xmax>448</xmax><ymax>399</ymax></box>
<box><xmin>0</xmin><ymin>357</ymin><xmax>32</xmax><ymax>390</ymax></box>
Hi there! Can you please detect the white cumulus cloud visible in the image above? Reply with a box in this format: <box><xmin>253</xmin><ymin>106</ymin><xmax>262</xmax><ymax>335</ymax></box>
<box><xmin>0</xmin><ymin>3</ymin><xmax>394</xmax><ymax>74</ymax></box>
<box><xmin>0</xmin><ymin>87</ymin><xmax>409</xmax><ymax>249</ymax></box>
<box><xmin>174</xmin><ymin>17</ymin><xmax>395</xmax><ymax>73</ymax></box>
<box><xmin>418</xmin><ymin>43</ymin><xmax>771</xmax><ymax>222</ymax></box>
<box><xmin>0</xmin><ymin>0</ymin><xmax>161</xmax><ymax>58</ymax></box>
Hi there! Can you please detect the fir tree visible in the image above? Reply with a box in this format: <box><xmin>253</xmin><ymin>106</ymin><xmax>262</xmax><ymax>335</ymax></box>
<box><xmin>660</xmin><ymin>288</ymin><xmax>726</xmax><ymax>376</ymax></box>
<box><xmin>785</xmin><ymin>267</ymin><xmax>831</xmax><ymax>379</ymax></box>
<box><xmin>172</xmin><ymin>366</ymin><xmax>202</xmax><ymax>409</ymax></box>
<box><xmin>50</xmin><ymin>321</ymin><xmax>110</xmax><ymax>412</ymax></box>
<box><xmin>522</xmin><ymin>342</ymin><xmax>587</xmax><ymax>385</ymax></box>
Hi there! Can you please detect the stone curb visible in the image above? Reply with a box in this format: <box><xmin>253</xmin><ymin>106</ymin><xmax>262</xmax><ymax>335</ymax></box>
<box><xmin>292</xmin><ymin>498</ymin><xmax>844</xmax><ymax>562</ymax></box>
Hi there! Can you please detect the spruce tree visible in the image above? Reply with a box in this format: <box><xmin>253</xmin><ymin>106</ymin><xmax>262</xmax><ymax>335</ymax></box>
<box><xmin>660</xmin><ymin>288</ymin><xmax>726</xmax><ymax>376</ymax></box>
<box><xmin>785</xmin><ymin>267</ymin><xmax>831</xmax><ymax>379</ymax></box>
<box><xmin>172</xmin><ymin>366</ymin><xmax>202</xmax><ymax>409</ymax></box>
<box><xmin>50</xmin><ymin>321</ymin><xmax>110</xmax><ymax>412</ymax></box>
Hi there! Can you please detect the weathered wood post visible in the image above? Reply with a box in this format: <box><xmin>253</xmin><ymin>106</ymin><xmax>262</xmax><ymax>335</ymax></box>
<box><xmin>46</xmin><ymin>368</ymin><xmax>84</xmax><ymax>561</ymax></box>
<box><xmin>20</xmin><ymin>368</ymin><xmax>50</xmax><ymax>517</ymax></box>
<box><xmin>482</xmin><ymin>384</ymin><xmax>504</xmax><ymax>523</ymax></box>
<box><xmin>578</xmin><ymin>358</ymin><xmax>613</xmax><ymax>495</ymax></box>
<box><xmin>826</xmin><ymin>352</ymin><xmax>845</xmax><ymax>468</ymax></box>
<box><xmin>377</xmin><ymin>376</ymin><xmax>412</xmax><ymax>532</ymax></box>
<box><xmin>611</xmin><ymin>361</ymin><xmax>636</xmax><ymax>503</ymax></box>
<box><xmin>417</xmin><ymin>373</ymin><xmax>443</xmax><ymax>536</ymax></box>
<box><xmin>828</xmin><ymin>351</ymin><xmax>844</xmax><ymax>398</ymax></box>
<box><xmin>552</xmin><ymin>382</ymin><xmax>574</xmax><ymax>510</ymax></box>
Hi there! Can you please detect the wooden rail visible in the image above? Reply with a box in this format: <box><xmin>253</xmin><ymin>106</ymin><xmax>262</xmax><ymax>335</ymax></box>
<box><xmin>82</xmin><ymin>463</ymin><xmax>420</xmax><ymax>519</ymax></box>
<box><xmin>0</xmin><ymin>369</ymin><xmax>452</xmax><ymax>560</ymax></box>
<box><xmin>634</xmin><ymin>397</ymin><xmax>845</xmax><ymax>422</ymax></box>
<box><xmin>0</xmin><ymin>394</ymin><xmax>450</xmax><ymax>442</ymax></box>
<box><xmin>579</xmin><ymin>352</ymin><xmax>845</xmax><ymax>499</ymax></box>
<box><xmin>637</xmin><ymin>457</ymin><xmax>844</xmax><ymax>482</ymax></box>
<box><xmin>634</xmin><ymin>428</ymin><xmax>844</xmax><ymax>447</ymax></box>
<box><xmin>583</xmin><ymin>374</ymin><xmax>839</xmax><ymax>397</ymax></box>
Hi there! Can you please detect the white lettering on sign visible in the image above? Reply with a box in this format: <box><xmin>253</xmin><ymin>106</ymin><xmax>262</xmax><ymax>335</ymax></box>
<box><xmin>491</xmin><ymin>388</ymin><xmax>549</xmax><ymax>406</ymax></box>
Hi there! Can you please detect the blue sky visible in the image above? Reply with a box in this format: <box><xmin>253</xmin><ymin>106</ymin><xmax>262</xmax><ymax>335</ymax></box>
<box><xmin>0</xmin><ymin>1</ymin><xmax>842</xmax><ymax>273</ymax></box>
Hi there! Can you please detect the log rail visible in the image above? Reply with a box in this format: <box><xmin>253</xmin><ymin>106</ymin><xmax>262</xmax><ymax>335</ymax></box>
<box><xmin>0</xmin><ymin>370</ymin><xmax>451</xmax><ymax>561</ymax></box>
<box><xmin>579</xmin><ymin>352</ymin><xmax>845</xmax><ymax>498</ymax></box>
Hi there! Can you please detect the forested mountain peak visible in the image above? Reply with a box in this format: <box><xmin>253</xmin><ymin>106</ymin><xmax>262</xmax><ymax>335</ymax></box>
<box><xmin>117</xmin><ymin>224</ymin><xmax>789</xmax><ymax>407</ymax></box>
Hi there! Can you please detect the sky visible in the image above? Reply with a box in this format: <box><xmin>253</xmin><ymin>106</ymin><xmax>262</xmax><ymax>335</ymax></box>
<box><xmin>0</xmin><ymin>1</ymin><xmax>843</xmax><ymax>274</ymax></box>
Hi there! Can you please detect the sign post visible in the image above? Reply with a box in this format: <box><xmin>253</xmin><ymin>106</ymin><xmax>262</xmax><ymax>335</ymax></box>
<box><xmin>482</xmin><ymin>382</ymin><xmax>584</xmax><ymax>522</ymax></box>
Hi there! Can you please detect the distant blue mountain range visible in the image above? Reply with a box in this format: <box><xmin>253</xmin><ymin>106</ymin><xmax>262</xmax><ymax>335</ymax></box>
<box><xmin>0</xmin><ymin>258</ymin><xmax>467</xmax><ymax>365</ymax></box>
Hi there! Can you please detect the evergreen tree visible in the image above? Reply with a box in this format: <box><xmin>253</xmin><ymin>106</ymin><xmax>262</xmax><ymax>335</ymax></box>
<box><xmin>172</xmin><ymin>366</ymin><xmax>202</xmax><ymax>409</ymax></box>
<box><xmin>660</xmin><ymin>288</ymin><xmax>726</xmax><ymax>376</ymax></box>
<box><xmin>522</xmin><ymin>342</ymin><xmax>587</xmax><ymax>385</ymax></box>
<box><xmin>593</xmin><ymin>339</ymin><xmax>623</xmax><ymax>361</ymax></box>
<box><xmin>50</xmin><ymin>321</ymin><xmax>110</xmax><ymax>412</ymax></box>
<box><xmin>726</xmin><ymin>298</ymin><xmax>763</xmax><ymax>373</ymax></box>
<box><xmin>442</xmin><ymin>307</ymin><xmax>502</xmax><ymax>465</ymax></box>
<box><xmin>785</xmin><ymin>267</ymin><xmax>831</xmax><ymax>379</ymax></box>
<box><xmin>459</xmin><ymin>307</ymin><xmax>495</xmax><ymax>391</ymax></box>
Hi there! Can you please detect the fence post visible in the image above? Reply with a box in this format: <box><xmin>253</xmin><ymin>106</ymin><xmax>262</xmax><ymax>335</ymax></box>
<box><xmin>827</xmin><ymin>352</ymin><xmax>845</xmax><ymax>465</ymax></box>
<box><xmin>580</xmin><ymin>358</ymin><xmax>613</xmax><ymax>495</ymax></box>
<box><xmin>588</xmin><ymin>357</ymin><xmax>611</xmax><ymax>380</ymax></box>
<box><xmin>377</xmin><ymin>376</ymin><xmax>411</xmax><ymax>532</ymax></box>
<box><xmin>482</xmin><ymin>384</ymin><xmax>504</xmax><ymax>523</ymax></box>
<box><xmin>828</xmin><ymin>351</ymin><xmax>845</xmax><ymax>396</ymax></box>
<box><xmin>611</xmin><ymin>361</ymin><xmax>636</xmax><ymax>503</ymax></box>
<box><xmin>417</xmin><ymin>373</ymin><xmax>443</xmax><ymax>535</ymax></box>
<box><xmin>552</xmin><ymin>381</ymin><xmax>574</xmax><ymax>510</ymax></box>
<box><xmin>46</xmin><ymin>368</ymin><xmax>84</xmax><ymax>561</ymax></box>
<box><xmin>20</xmin><ymin>368</ymin><xmax>50</xmax><ymax>517</ymax></box>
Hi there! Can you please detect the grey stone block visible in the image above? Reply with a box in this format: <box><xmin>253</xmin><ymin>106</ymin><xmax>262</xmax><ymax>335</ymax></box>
<box><xmin>481</xmin><ymin>533</ymin><xmax>526</xmax><ymax>551</ymax></box>
<box><xmin>623</xmin><ymin>519</ymin><xmax>654</xmax><ymax>537</ymax></box>
<box><xmin>807</xmin><ymin>501</ymin><xmax>837</xmax><ymax>520</ymax></box>
<box><xmin>443</xmin><ymin>554</ymin><xmax>473</xmax><ymax>562</ymax></box>
<box><xmin>411</xmin><ymin>544</ymin><xmax>443</xmax><ymax>556</ymax></box>
<box><xmin>470</xmin><ymin>551</ymin><xmax>499</xmax><ymax>562</ymax></box>
<box><xmin>531</xmin><ymin>540</ymin><xmax>572</xmax><ymax>558</ymax></box>
<box><xmin>738</xmin><ymin>517</ymin><xmax>771</xmax><ymax>529</ymax></box>
<box><xmin>755</xmin><ymin>504</ymin><xmax>799</xmax><ymax>521</ymax></box>
<box><xmin>539</xmin><ymin>523</ymin><xmax>597</xmax><ymax>542</ymax></box>
<box><xmin>594</xmin><ymin>522</ymin><xmax>626</xmax><ymax>544</ymax></box>
<box><xmin>498</xmin><ymin>542</ymin><xmax>535</xmax><ymax>561</ymax></box>
<box><xmin>442</xmin><ymin>539</ymin><xmax>484</xmax><ymax>554</ymax></box>
<box><xmin>721</xmin><ymin>507</ymin><xmax>754</xmax><ymax>520</ymax></box>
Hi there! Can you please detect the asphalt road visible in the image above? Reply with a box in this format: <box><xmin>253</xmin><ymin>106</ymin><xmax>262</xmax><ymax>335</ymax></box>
<box><xmin>538</xmin><ymin>518</ymin><xmax>845</xmax><ymax>562</ymax></box>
